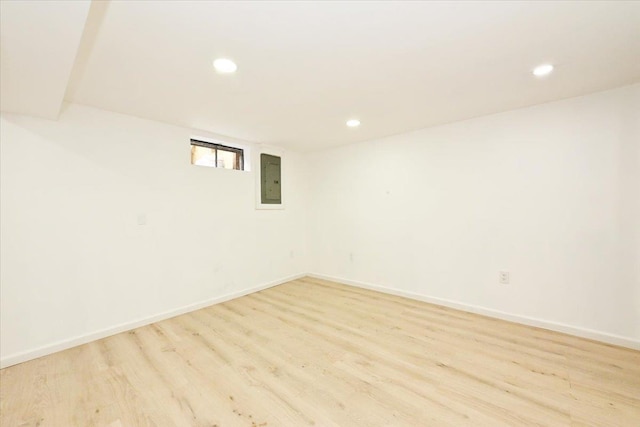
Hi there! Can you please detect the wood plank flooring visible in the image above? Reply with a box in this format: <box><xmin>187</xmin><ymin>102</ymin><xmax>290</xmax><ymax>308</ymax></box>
<box><xmin>1</xmin><ymin>277</ymin><xmax>639</xmax><ymax>426</ymax></box>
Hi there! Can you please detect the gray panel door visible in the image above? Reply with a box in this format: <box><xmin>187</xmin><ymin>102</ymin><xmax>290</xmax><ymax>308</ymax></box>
<box><xmin>261</xmin><ymin>154</ymin><xmax>281</xmax><ymax>204</ymax></box>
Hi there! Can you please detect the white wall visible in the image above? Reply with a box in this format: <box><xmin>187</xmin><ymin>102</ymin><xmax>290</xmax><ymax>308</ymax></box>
<box><xmin>308</xmin><ymin>84</ymin><xmax>640</xmax><ymax>345</ymax></box>
<box><xmin>0</xmin><ymin>104</ymin><xmax>310</xmax><ymax>366</ymax></box>
<box><xmin>2</xmin><ymin>85</ymin><xmax>638</xmax><ymax>367</ymax></box>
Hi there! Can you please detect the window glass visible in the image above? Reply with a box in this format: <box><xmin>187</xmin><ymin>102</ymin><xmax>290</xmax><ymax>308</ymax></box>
<box><xmin>190</xmin><ymin>140</ymin><xmax>244</xmax><ymax>170</ymax></box>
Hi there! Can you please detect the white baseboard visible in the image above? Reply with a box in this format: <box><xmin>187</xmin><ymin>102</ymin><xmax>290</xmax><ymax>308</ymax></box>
<box><xmin>3</xmin><ymin>271</ymin><xmax>637</xmax><ymax>369</ymax></box>
<box><xmin>0</xmin><ymin>273</ymin><xmax>305</xmax><ymax>369</ymax></box>
<box><xmin>307</xmin><ymin>273</ymin><xmax>640</xmax><ymax>351</ymax></box>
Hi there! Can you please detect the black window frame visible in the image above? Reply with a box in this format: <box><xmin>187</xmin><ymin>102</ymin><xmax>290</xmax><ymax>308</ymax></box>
<box><xmin>190</xmin><ymin>139</ymin><xmax>244</xmax><ymax>170</ymax></box>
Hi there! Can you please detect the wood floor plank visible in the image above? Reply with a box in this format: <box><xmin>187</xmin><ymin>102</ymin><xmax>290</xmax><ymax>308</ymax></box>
<box><xmin>1</xmin><ymin>277</ymin><xmax>639</xmax><ymax>426</ymax></box>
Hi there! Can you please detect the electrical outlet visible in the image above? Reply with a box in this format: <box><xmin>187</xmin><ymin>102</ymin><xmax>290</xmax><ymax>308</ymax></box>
<box><xmin>499</xmin><ymin>271</ymin><xmax>510</xmax><ymax>284</ymax></box>
<box><xmin>349</xmin><ymin>252</ymin><xmax>354</xmax><ymax>262</ymax></box>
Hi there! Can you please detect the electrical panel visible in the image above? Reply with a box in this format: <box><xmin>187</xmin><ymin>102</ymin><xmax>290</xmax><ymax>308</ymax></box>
<box><xmin>260</xmin><ymin>153</ymin><xmax>281</xmax><ymax>204</ymax></box>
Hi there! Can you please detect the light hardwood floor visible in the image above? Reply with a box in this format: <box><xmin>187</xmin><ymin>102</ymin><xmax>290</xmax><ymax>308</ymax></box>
<box><xmin>1</xmin><ymin>277</ymin><xmax>639</xmax><ymax>426</ymax></box>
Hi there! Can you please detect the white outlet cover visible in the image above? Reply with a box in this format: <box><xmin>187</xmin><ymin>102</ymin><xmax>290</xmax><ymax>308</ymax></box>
<box><xmin>499</xmin><ymin>271</ymin><xmax>510</xmax><ymax>284</ymax></box>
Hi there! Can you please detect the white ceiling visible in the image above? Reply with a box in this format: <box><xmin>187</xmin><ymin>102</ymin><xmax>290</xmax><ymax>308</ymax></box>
<box><xmin>0</xmin><ymin>0</ymin><xmax>90</xmax><ymax>119</ymax></box>
<box><xmin>2</xmin><ymin>1</ymin><xmax>640</xmax><ymax>151</ymax></box>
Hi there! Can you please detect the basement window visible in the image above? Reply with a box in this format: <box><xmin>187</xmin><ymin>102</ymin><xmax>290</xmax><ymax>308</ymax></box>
<box><xmin>190</xmin><ymin>139</ymin><xmax>244</xmax><ymax>170</ymax></box>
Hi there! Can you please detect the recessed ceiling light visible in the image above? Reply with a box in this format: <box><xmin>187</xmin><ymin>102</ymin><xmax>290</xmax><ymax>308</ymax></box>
<box><xmin>533</xmin><ymin>64</ymin><xmax>554</xmax><ymax>77</ymax></box>
<box><xmin>346</xmin><ymin>119</ymin><xmax>360</xmax><ymax>128</ymax></box>
<box><xmin>213</xmin><ymin>58</ymin><xmax>237</xmax><ymax>74</ymax></box>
